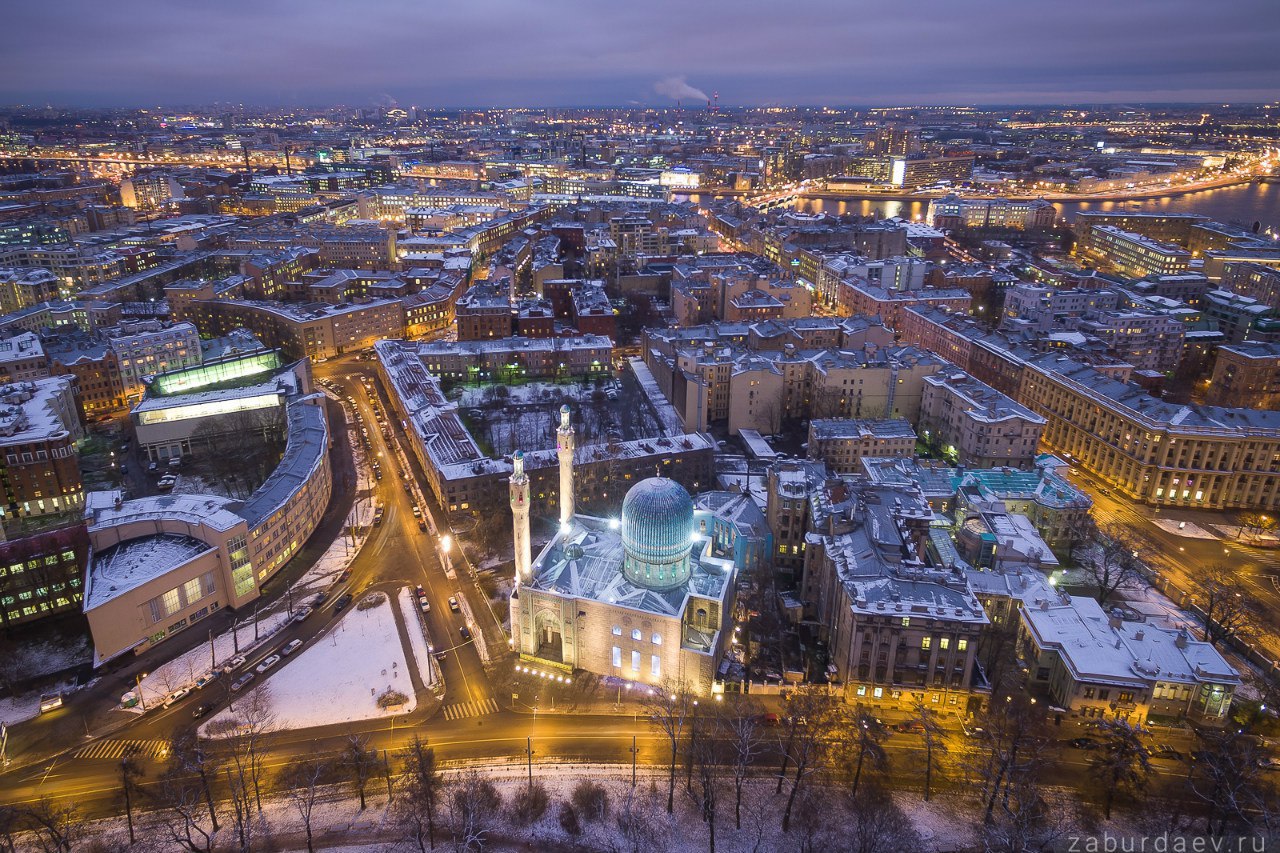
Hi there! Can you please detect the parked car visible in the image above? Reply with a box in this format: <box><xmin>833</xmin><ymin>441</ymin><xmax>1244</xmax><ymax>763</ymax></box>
<box><xmin>310</xmin><ymin>592</ymin><xmax>326</xmax><ymax>608</ymax></box>
<box><xmin>230</xmin><ymin>673</ymin><xmax>255</xmax><ymax>692</ymax></box>
<box><xmin>373</xmin><ymin>507</ymin><xmax>385</xmax><ymax>526</ymax></box>
<box><xmin>459</xmin><ymin>625</ymin><xmax>471</xmax><ymax>640</ymax></box>
<box><xmin>281</xmin><ymin>639</ymin><xmax>303</xmax><ymax>656</ymax></box>
<box><xmin>448</xmin><ymin>596</ymin><xmax>459</xmax><ymax>612</ymax></box>
<box><xmin>415</xmin><ymin>584</ymin><xmax>425</xmax><ymax>596</ymax></box>
<box><xmin>339</xmin><ymin>569</ymin><xmax>351</xmax><ymax>583</ymax></box>
<box><xmin>194</xmin><ymin>670</ymin><xmax>216</xmax><ymax>689</ymax></box>
<box><xmin>157</xmin><ymin>475</ymin><xmax>177</xmax><ymax>490</ymax></box>
<box><xmin>168</xmin><ymin>457</ymin><xmax>182</xmax><ymax>469</ymax></box>
<box><xmin>411</xmin><ymin>505</ymin><xmax>422</xmax><ymax>518</ymax></box>
<box><xmin>255</xmin><ymin>654</ymin><xmax>281</xmax><ymax>673</ymax></box>
<box><xmin>1068</xmin><ymin>737</ymin><xmax>1100</xmax><ymax>750</ymax></box>
<box><xmin>1153</xmin><ymin>745</ymin><xmax>1185</xmax><ymax>761</ymax></box>
<box><xmin>38</xmin><ymin>693</ymin><xmax>63</xmax><ymax>713</ymax></box>
<box><xmin>163</xmin><ymin>687</ymin><xmax>190</xmax><ymax>708</ymax></box>
<box><xmin>418</xmin><ymin>519</ymin><xmax>428</xmax><ymax>532</ymax></box>
<box><xmin>893</xmin><ymin>721</ymin><xmax>925</xmax><ymax>734</ymax></box>
<box><xmin>419</xmin><ymin>599</ymin><xmax>431</xmax><ymax>613</ymax></box>
<box><xmin>147</xmin><ymin>461</ymin><xmax>159</xmax><ymax>474</ymax></box>
<box><xmin>221</xmin><ymin>655</ymin><xmax>247</xmax><ymax>674</ymax></box>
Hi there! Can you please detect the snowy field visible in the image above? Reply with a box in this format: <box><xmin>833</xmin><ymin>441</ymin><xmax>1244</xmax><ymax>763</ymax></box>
<box><xmin>1151</xmin><ymin>517</ymin><xmax>1219</xmax><ymax>539</ymax></box>
<box><xmin>204</xmin><ymin>593</ymin><xmax>415</xmax><ymax>732</ymax></box>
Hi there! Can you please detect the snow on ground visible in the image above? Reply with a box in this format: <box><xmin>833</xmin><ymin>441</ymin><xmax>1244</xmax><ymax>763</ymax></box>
<box><xmin>0</xmin><ymin>691</ymin><xmax>47</xmax><ymax>726</ymax></box>
<box><xmin>204</xmin><ymin>594</ymin><xmax>414</xmax><ymax>732</ymax></box>
<box><xmin>396</xmin><ymin>587</ymin><xmax>439</xmax><ymax>690</ymax></box>
<box><xmin>1151</xmin><ymin>517</ymin><xmax>1219</xmax><ymax>539</ymax></box>
<box><xmin>130</xmin><ymin>610</ymin><xmax>292</xmax><ymax>706</ymax></box>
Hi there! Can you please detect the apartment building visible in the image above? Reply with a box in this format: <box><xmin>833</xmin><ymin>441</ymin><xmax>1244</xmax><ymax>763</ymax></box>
<box><xmin>918</xmin><ymin>369</ymin><xmax>1046</xmax><ymax>469</ymax></box>
<box><xmin>1206</xmin><ymin>341</ymin><xmax>1280</xmax><ymax>409</ymax></box>
<box><xmin>806</xmin><ymin>418</ymin><xmax>917</xmax><ymax>473</ymax></box>
<box><xmin>1080</xmin><ymin>225</ymin><xmax>1192</xmax><ymax>279</ymax></box>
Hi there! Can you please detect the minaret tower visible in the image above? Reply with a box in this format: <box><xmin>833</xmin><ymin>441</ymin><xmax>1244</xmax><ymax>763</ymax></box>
<box><xmin>510</xmin><ymin>449</ymin><xmax>532</xmax><ymax>584</ymax></box>
<box><xmin>556</xmin><ymin>404</ymin><xmax>575</xmax><ymax>529</ymax></box>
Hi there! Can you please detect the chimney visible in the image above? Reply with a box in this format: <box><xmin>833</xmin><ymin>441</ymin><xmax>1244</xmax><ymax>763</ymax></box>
<box><xmin>1175</xmin><ymin>629</ymin><xmax>1189</xmax><ymax>649</ymax></box>
<box><xmin>1108</xmin><ymin>607</ymin><xmax>1124</xmax><ymax>630</ymax></box>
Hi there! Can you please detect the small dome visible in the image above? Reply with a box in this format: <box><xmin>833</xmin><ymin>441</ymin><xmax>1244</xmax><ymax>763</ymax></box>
<box><xmin>620</xmin><ymin>477</ymin><xmax>694</xmax><ymax>591</ymax></box>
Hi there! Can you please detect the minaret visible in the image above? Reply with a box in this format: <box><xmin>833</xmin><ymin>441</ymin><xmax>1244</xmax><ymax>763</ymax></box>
<box><xmin>556</xmin><ymin>404</ymin><xmax>575</xmax><ymax>529</ymax></box>
<box><xmin>510</xmin><ymin>449</ymin><xmax>532</xmax><ymax>584</ymax></box>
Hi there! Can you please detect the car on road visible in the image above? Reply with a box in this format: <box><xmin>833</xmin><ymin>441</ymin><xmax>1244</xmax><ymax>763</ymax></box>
<box><xmin>418</xmin><ymin>519</ymin><xmax>428</xmax><ymax>531</ymax></box>
<box><xmin>411</xmin><ymin>505</ymin><xmax>422</xmax><ymax>518</ymax></box>
<box><xmin>191</xmin><ymin>703</ymin><xmax>214</xmax><ymax>719</ymax></box>
<box><xmin>230</xmin><ymin>673</ymin><xmax>255</xmax><ymax>692</ymax></box>
<box><xmin>221</xmin><ymin>655</ymin><xmax>247</xmax><ymax>674</ymax></box>
<box><xmin>339</xmin><ymin>568</ymin><xmax>351</xmax><ymax>582</ymax></box>
<box><xmin>448</xmin><ymin>596</ymin><xmax>459</xmax><ymax>612</ymax></box>
<box><xmin>415</xmin><ymin>584</ymin><xmax>425</xmax><ymax>596</ymax></box>
<box><xmin>168</xmin><ymin>457</ymin><xmax>182</xmax><ymax>469</ymax></box>
<box><xmin>961</xmin><ymin>721</ymin><xmax>986</xmax><ymax>739</ymax></box>
<box><xmin>281</xmin><ymin>639</ymin><xmax>303</xmax><ymax>656</ymax></box>
<box><xmin>1153</xmin><ymin>745</ymin><xmax>1185</xmax><ymax>761</ymax></box>
<box><xmin>163</xmin><ymin>687</ymin><xmax>191</xmax><ymax>708</ymax></box>
<box><xmin>255</xmin><ymin>654</ymin><xmax>281</xmax><ymax>673</ymax></box>
<box><xmin>459</xmin><ymin>625</ymin><xmax>471</xmax><ymax>640</ymax></box>
<box><xmin>373</xmin><ymin>507</ymin><xmax>385</xmax><ymax>526</ymax></box>
<box><xmin>38</xmin><ymin>693</ymin><xmax>63</xmax><ymax>713</ymax></box>
<box><xmin>194</xmin><ymin>670</ymin><xmax>216</xmax><ymax>689</ymax></box>
<box><xmin>1098</xmin><ymin>488</ymin><xmax>1111</xmax><ymax>496</ymax></box>
<box><xmin>311</xmin><ymin>592</ymin><xmax>326</xmax><ymax>608</ymax></box>
<box><xmin>893</xmin><ymin>721</ymin><xmax>925</xmax><ymax>734</ymax></box>
<box><xmin>1068</xmin><ymin>737</ymin><xmax>1100</xmax><ymax>750</ymax></box>
<box><xmin>291</xmin><ymin>605</ymin><xmax>312</xmax><ymax>624</ymax></box>
<box><xmin>147</xmin><ymin>461</ymin><xmax>159</xmax><ymax>474</ymax></box>
<box><xmin>157</xmin><ymin>475</ymin><xmax>177</xmax><ymax>490</ymax></box>
<box><xmin>756</xmin><ymin>713</ymin><xmax>781</xmax><ymax>727</ymax></box>
<box><xmin>333</xmin><ymin>592</ymin><xmax>353</xmax><ymax>614</ymax></box>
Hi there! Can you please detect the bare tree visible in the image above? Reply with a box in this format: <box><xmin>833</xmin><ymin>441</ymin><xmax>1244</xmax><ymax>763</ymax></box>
<box><xmin>0</xmin><ymin>805</ymin><xmax>18</xmax><ymax>853</ymax></box>
<box><xmin>777</xmin><ymin>687</ymin><xmax>836</xmax><ymax>833</ymax></box>
<box><xmin>118</xmin><ymin>753</ymin><xmax>144</xmax><ymax>845</ymax></box>
<box><xmin>396</xmin><ymin>736</ymin><xmax>443</xmax><ymax>851</ymax></box>
<box><xmin>447</xmin><ymin>769</ymin><xmax>502</xmax><ymax>852</ymax></box>
<box><xmin>908</xmin><ymin>696</ymin><xmax>949</xmax><ymax>802</ymax></box>
<box><xmin>151</xmin><ymin>770</ymin><xmax>217</xmax><ymax>853</ymax></box>
<box><xmin>1193</xmin><ymin>563</ymin><xmax>1253</xmax><ymax>650</ymax></box>
<box><xmin>1086</xmin><ymin>719</ymin><xmax>1152</xmax><ymax>820</ymax></box>
<box><xmin>281</xmin><ymin>757</ymin><xmax>329</xmax><ymax>853</ymax></box>
<box><xmin>840</xmin><ymin>705</ymin><xmax>889</xmax><ymax>799</ymax></box>
<box><xmin>718</xmin><ymin>699</ymin><xmax>763</xmax><ymax>829</ymax></box>
<box><xmin>614</xmin><ymin>785</ymin><xmax>669</xmax><ymax>853</ymax></box>
<box><xmin>1082</xmin><ymin>520</ymin><xmax>1146</xmax><ymax>604</ymax></box>
<box><xmin>641</xmin><ymin>679</ymin><xmax>695</xmax><ymax>814</ymax></box>
<box><xmin>21</xmin><ymin>798</ymin><xmax>82</xmax><ymax>853</ymax></box>
<box><xmin>690</xmin><ymin>733</ymin><xmax>720</xmax><ymax>853</ymax></box>
<box><xmin>978</xmin><ymin>781</ymin><xmax>1080</xmax><ymax>853</ymax></box>
<box><xmin>970</xmin><ymin>692</ymin><xmax>1049</xmax><ymax>827</ymax></box>
<box><xmin>1187</xmin><ymin>725</ymin><xmax>1273</xmax><ymax>836</ymax></box>
<box><xmin>343</xmin><ymin>732</ymin><xmax>377</xmax><ymax>811</ymax></box>
<box><xmin>842</xmin><ymin>780</ymin><xmax>922</xmax><ymax>853</ymax></box>
<box><xmin>168</xmin><ymin>730</ymin><xmax>220</xmax><ymax>833</ymax></box>
<box><xmin>210</xmin><ymin>682</ymin><xmax>276</xmax><ymax>817</ymax></box>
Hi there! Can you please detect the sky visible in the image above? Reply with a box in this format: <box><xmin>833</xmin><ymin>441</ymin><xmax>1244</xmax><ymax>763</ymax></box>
<box><xmin>3</xmin><ymin>0</ymin><xmax>1278</xmax><ymax>108</ymax></box>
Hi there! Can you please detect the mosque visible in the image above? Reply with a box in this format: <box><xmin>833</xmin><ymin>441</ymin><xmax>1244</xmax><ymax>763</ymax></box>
<box><xmin>509</xmin><ymin>406</ymin><xmax>739</xmax><ymax>695</ymax></box>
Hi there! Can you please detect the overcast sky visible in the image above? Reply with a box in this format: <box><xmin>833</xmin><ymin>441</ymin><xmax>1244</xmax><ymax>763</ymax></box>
<box><xmin>4</xmin><ymin>0</ymin><xmax>1278</xmax><ymax>108</ymax></box>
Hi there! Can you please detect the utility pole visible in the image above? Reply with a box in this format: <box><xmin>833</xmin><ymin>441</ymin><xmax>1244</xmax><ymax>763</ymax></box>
<box><xmin>525</xmin><ymin>736</ymin><xmax>533</xmax><ymax>787</ymax></box>
<box><xmin>631</xmin><ymin>734</ymin><xmax>637</xmax><ymax>787</ymax></box>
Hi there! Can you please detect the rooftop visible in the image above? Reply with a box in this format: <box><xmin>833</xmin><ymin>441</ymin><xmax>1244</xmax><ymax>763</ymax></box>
<box><xmin>85</xmin><ymin>533</ymin><xmax>213</xmax><ymax>611</ymax></box>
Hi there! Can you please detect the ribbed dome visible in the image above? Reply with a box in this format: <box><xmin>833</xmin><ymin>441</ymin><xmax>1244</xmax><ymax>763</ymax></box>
<box><xmin>620</xmin><ymin>477</ymin><xmax>694</xmax><ymax>591</ymax></box>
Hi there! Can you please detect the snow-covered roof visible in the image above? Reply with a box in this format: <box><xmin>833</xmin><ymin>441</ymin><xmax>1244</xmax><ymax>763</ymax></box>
<box><xmin>85</xmin><ymin>533</ymin><xmax>214</xmax><ymax>610</ymax></box>
<box><xmin>239</xmin><ymin>397</ymin><xmax>329</xmax><ymax>529</ymax></box>
<box><xmin>527</xmin><ymin>514</ymin><xmax>733</xmax><ymax>651</ymax></box>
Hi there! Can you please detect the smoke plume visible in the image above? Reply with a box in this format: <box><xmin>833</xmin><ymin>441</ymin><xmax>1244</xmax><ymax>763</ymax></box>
<box><xmin>654</xmin><ymin>76</ymin><xmax>709</xmax><ymax>103</ymax></box>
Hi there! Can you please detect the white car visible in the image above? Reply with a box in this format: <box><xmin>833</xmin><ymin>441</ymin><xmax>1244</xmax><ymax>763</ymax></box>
<box><xmin>221</xmin><ymin>654</ymin><xmax>247</xmax><ymax>674</ymax></box>
<box><xmin>163</xmin><ymin>687</ymin><xmax>190</xmax><ymax>708</ymax></box>
<box><xmin>448</xmin><ymin>596</ymin><xmax>459</xmax><ymax>612</ymax></box>
<box><xmin>255</xmin><ymin>654</ymin><xmax>281</xmax><ymax>673</ymax></box>
<box><xmin>291</xmin><ymin>605</ymin><xmax>312</xmax><ymax>623</ymax></box>
<box><xmin>281</xmin><ymin>639</ymin><xmax>303</xmax><ymax>656</ymax></box>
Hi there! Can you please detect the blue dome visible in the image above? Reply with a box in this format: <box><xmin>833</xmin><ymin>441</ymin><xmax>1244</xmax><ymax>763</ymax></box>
<box><xmin>620</xmin><ymin>477</ymin><xmax>694</xmax><ymax>591</ymax></box>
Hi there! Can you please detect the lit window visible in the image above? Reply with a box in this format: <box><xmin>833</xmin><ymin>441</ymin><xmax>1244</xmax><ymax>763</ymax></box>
<box><xmin>631</xmin><ymin>628</ymin><xmax>642</xmax><ymax>641</ymax></box>
<box><xmin>612</xmin><ymin>646</ymin><xmax>621</xmax><ymax>668</ymax></box>
<box><xmin>612</xmin><ymin>625</ymin><xmax>622</xmax><ymax>636</ymax></box>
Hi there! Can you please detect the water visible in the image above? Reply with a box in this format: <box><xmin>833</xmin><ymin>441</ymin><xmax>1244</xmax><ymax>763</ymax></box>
<box><xmin>680</xmin><ymin>181</ymin><xmax>1280</xmax><ymax>232</ymax></box>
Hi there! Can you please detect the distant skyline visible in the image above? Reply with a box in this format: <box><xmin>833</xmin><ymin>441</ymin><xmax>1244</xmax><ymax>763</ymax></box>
<box><xmin>3</xmin><ymin>0</ymin><xmax>1278</xmax><ymax>108</ymax></box>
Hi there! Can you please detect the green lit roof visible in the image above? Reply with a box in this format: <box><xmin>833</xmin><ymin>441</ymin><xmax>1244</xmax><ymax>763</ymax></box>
<box><xmin>149</xmin><ymin>350</ymin><xmax>283</xmax><ymax>397</ymax></box>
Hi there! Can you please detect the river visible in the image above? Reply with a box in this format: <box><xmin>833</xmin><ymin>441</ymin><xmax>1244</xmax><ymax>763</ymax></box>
<box><xmin>679</xmin><ymin>181</ymin><xmax>1280</xmax><ymax>231</ymax></box>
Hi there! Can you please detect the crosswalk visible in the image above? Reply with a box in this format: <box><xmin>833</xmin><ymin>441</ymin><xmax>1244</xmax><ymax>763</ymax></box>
<box><xmin>441</xmin><ymin>698</ymin><xmax>500</xmax><ymax>721</ymax></box>
<box><xmin>75</xmin><ymin>739</ymin><xmax>170</xmax><ymax>761</ymax></box>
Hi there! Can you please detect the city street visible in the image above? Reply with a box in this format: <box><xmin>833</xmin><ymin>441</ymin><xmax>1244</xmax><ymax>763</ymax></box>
<box><xmin>1063</xmin><ymin>464</ymin><xmax>1280</xmax><ymax>665</ymax></box>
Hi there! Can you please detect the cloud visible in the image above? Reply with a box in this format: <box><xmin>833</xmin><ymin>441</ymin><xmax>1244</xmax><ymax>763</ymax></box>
<box><xmin>653</xmin><ymin>76</ymin><xmax>709</xmax><ymax>104</ymax></box>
